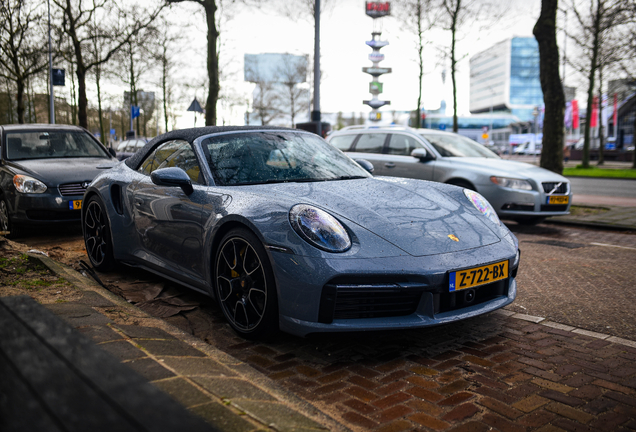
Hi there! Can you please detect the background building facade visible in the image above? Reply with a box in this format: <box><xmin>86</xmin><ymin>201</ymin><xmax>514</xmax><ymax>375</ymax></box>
<box><xmin>469</xmin><ymin>37</ymin><xmax>543</xmax><ymax>122</ymax></box>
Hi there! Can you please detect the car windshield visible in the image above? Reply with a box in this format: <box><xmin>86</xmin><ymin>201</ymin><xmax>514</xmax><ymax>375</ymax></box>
<box><xmin>5</xmin><ymin>130</ymin><xmax>110</xmax><ymax>160</ymax></box>
<box><xmin>419</xmin><ymin>132</ymin><xmax>500</xmax><ymax>159</ymax></box>
<box><xmin>201</xmin><ymin>131</ymin><xmax>371</xmax><ymax>186</ymax></box>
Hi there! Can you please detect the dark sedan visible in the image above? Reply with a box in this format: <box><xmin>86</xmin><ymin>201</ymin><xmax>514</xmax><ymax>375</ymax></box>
<box><xmin>0</xmin><ymin>124</ymin><xmax>116</xmax><ymax>237</ymax></box>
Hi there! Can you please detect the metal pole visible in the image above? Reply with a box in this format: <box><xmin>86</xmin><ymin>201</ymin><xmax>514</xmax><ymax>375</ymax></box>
<box><xmin>312</xmin><ymin>0</ymin><xmax>321</xmax><ymax>137</ymax></box>
<box><xmin>47</xmin><ymin>0</ymin><xmax>55</xmax><ymax>124</ymax></box>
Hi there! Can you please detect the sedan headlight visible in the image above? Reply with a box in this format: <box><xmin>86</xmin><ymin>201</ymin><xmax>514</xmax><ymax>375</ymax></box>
<box><xmin>464</xmin><ymin>189</ymin><xmax>500</xmax><ymax>225</ymax></box>
<box><xmin>289</xmin><ymin>204</ymin><xmax>351</xmax><ymax>252</ymax></box>
<box><xmin>13</xmin><ymin>175</ymin><xmax>47</xmax><ymax>194</ymax></box>
<box><xmin>490</xmin><ymin>176</ymin><xmax>532</xmax><ymax>190</ymax></box>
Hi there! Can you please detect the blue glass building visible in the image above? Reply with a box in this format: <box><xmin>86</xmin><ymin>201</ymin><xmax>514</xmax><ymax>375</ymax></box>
<box><xmin>469</xmin><ymin>37</ymin><xmax>543</xmax><ymax>122</ymax></box>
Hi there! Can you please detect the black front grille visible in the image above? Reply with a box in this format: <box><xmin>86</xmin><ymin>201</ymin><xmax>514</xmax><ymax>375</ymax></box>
<box><xmin>501</xmin><ymin>203</ymin><xmax>535</xmax><ymax>212</ymax></box>
<box><xmin>26</xmin><ymin>209</ymin><xmax>81</xmax><ymax>221</ymax></box>
<box><xmin>59</xmin><ymin>182</ymin><xmax>88</xmax><ymax>196</ymax></box>
<box><xmin>541</xmin><ymin>204</ymin><xmax>569</xmax><ymax>212</ymax></box>
<box><xmin>435</xmin><ymin>279</ymin><xmax>508</xmax><ymax>314</ymax></box>
<box><xmin>542</xmin><ymin>182</ymin><xmax>568</xmax><ymax>194</ymax></box>
<box><xmin>319</xmin><ymin>282</ymin><xmax>425</xmax><ymax>323</ymax></box>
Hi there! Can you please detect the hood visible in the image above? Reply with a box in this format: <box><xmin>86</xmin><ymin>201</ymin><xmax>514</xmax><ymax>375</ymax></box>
<box><xmin>248</xmin><ymin>177</ymin><xmax>501</xmax><ymax>257</ymax></box>
<box><xmin>448</xmin><ymin>158</ymin><xmax>569</xmax><ymax>183</ymax></box>
<box><xmin>10</xmin><ymin>158</ymin><xmax>116</xmax><ymax>186</ymax></box>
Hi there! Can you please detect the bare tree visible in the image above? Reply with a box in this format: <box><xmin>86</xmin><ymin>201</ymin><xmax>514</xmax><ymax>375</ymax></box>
<box><xmin>437</xmin><ymin>0</ymin><xmax>506</xmax><ymax>132</ymax></box>
<box><xmin>568</xmin><ymin>0</ymin><xmax>629</xmax><ymax>167</ymax></box>
<box><xmin>534</xmin><ymin>0</ymin><xmax>565</xmax><ymax>174</ymax></box>
<box><xmin>53</xmin><ymin>0</ymin><xmax>165</xmax><ymax>129</ymax></box>
<box><xmin>252</xmin><ymin>80</ymin><xmax>281</xmax><ymax>126</ymax></box>
<box><xmin>393</xmin><ymin>0</ymin><xmax>437</xmax><ymax>129</ymax></box>
<box><xmin>0</xmin><ymin>0</ymin><xmax>48</xmax><ymax>124</ymax></box>
<box><xmin>277</xmin><ymin>55</ymin><xmax>309</xmax><ymax>127</ymax></box>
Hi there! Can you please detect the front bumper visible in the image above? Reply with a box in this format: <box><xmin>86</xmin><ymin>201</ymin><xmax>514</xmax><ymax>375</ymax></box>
<box><xmin>7</xmin><ymin>191</ymin><xmax>83</xmax><ymax>225</ymax></box>
<box><xmin>478</xmin><ymin>183</ymin><xmax>571</xmax><ymax>218</ymax></box>
<box><xmin>270</xmin><ymin>237</ymin><xmax>519</xmax><ymax>337</ymax></box>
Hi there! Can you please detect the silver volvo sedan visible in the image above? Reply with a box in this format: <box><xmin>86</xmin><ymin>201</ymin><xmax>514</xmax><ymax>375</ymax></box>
<box><xmin>328</xmin><ymin>126</ymin><xmax>571</xmax><ymax>225</ymax></box>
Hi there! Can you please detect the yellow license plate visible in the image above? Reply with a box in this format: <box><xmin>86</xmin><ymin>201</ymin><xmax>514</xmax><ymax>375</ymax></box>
<box><xmin>69</xmin><ymin>200</ymin><xmax>82</xmax><ymax>210</ymax></box>
<box><xmin>547</xmin><ymin>195</ymin><xmax>569</xmax><ymax>205</ymax></box>
<box><xmin>450</xmin><ymin>260</ymin><xmax>508</xmax><ymax>292</ymax></box>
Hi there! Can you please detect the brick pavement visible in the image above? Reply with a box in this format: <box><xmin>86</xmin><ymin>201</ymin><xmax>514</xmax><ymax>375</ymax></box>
<box><xmin>185</xmin><ymin>306</ymin><xmax>636</xmax><ymax>432</ymax></box>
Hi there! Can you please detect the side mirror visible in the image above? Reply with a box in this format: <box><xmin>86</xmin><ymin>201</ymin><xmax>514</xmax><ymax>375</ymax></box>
<box><xmin>108</xmin><ymin>147</ymin><xmax>116</xmax><ymax>158</ymax></box>
<box><xmin>411</xmin><ymin>148</ymin><xmax>433</xmax><ymax>161</ymax></box>
<box><xmin>151</xmin><ymin>167</ymin><xmax>194</xmax><ymax>195</ymax></box>
<box><xmin>354</xmin><ymin>159</ymin><xmax>374</xmax><ymax>174</ymax></box>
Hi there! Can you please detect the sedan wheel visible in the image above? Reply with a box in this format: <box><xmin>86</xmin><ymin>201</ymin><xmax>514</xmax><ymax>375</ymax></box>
<box><xmin>83</xmin><ymin>196</ymin><xmax>115</xmax><ymax>271</ymax></box>
<box><xmin>0</xmin><ymin>197</ymin><xmax>22</xmax><ymax>238</ymax></box>
<box><xmin>215</xmin><ymin>228</ymin><xmax>278</xmax><ymax>339</ymax></box>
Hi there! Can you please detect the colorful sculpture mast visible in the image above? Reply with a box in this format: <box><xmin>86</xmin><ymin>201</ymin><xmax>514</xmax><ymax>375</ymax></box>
<box><xmin>363</xmin><ymin>2</ymin><xmax>391</xmax><ymax>122</ymax></box>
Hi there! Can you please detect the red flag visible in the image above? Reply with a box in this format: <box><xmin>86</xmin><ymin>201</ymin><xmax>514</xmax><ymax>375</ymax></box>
<box><xmin>572</xmin><ymin>100</ymin><xmax>579</xmax><ymax>129</ymax></box>
<box><xmin>590</xmin><ymin>96</ymin><xmax>598</xmax><ymax>128</ymax></box>
<box><xmin>613</xmin><ymin>93</ymin><xmax>618</xmax><ymax>134</ymax></box>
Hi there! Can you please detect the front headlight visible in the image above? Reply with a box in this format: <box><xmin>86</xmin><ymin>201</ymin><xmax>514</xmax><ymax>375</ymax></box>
<box><xmin>289</xmin><ymin>204</ymin><xmax>351</xmax><ymax>253</ymax></box>
<box><xmin>464</xmin><ymin>189</ymin><xmax>500</xmax><ymax>225</ymax></box>
<box><xmin>490</xmin><ymin>176</ymin><xmax>532</xmax><ymax>190</ymax></box>
<box><xmin>13</xmin><ymin>175</ymin><xmax>47</xmax><ymax>194</ymax></box>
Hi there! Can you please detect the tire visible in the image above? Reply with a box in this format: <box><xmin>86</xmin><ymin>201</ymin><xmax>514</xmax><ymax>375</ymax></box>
<box><xmin>0</xmin><ymin>196</ymin><xmax>23</xmax><ymax>239</ymax></box>
<box><xmin>83</xmin><ymin>195</ymin><xmax>116</xmax><ymax>271</ymax></box>
<box><xmin>214</xmin><ymin>228</ymin><xmax>279</xmax><ymax>339</ymax></box>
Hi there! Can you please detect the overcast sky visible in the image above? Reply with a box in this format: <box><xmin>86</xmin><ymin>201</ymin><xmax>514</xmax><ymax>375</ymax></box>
<box><xmin>116</xmin><ymin>0</ymin><xmax>577</xmax><ymax>128</ymax></box>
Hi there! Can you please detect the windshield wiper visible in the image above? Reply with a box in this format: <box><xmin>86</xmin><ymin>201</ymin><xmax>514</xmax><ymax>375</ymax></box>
<box><xmin>332</xmin><ymin>175</ymin><xmax>368</xmax><ymax>181</ymax></box>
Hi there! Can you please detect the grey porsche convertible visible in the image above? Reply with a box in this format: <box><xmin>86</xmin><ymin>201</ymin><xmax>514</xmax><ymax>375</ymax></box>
<box><xmin>82</xmin><ymin>126</ymin><xmax>520</xmax><ymax>339</ymax></box>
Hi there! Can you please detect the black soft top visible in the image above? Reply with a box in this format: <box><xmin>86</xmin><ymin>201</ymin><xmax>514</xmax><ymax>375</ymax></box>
<box><xmin>124</xmin><ymin>125</ymin><xmax>299</xmax><ymax>169</ymax></box>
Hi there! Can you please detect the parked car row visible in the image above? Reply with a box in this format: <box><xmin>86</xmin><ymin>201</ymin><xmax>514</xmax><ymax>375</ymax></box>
<box><xmin>2</xmin><ymin>123</ymin><xmax>551</xmax><ymax>339</ymax></box>
<box><xmin>327</xmin><ymin>125</ymin><xmax>570</xmax><ymax>226</ymax></box>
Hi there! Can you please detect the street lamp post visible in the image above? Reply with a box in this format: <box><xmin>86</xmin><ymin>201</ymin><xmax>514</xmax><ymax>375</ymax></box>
<box><xmin>47</xmin><ymin>0</ymin><xmax>55</xmax><ymax>124</ymax></box>
<box><xmin>312</xmin><ymin>0</ymin><xmax>321</xmax><ymax>137</ymax></box>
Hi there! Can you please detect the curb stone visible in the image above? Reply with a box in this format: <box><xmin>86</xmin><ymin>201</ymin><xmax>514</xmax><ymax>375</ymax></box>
<box><xmin>32</xmin><ymin>253</ymin><xmax>349</xmax><ymax>432</ymax></box>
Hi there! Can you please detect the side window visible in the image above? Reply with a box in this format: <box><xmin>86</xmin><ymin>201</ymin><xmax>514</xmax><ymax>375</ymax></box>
<box><xmin>387</xmin><ymin>134</ymin><xmax>422</xmax><ymax>156</ymax></box>
<box><xmin>157</xmin><ymin>145</ymin><xmax>203</xmax><ymax>184</ymax></box>
<box><xmin>353</xmin><ymin>133</ymin><xmax>387</xmax><ymax>153</ymax></box>
<box><xmin>138</xmin><ymin>140</ymin><xmax>183</xmax><ymax>176</ymax></box>
<box><xmin>329</xmin><ymin>134</ymin><xmax>357</xmax><ymax>151</ymax></box>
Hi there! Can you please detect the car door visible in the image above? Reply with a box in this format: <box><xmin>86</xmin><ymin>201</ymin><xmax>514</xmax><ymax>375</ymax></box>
<box><xmin>382</xmin><ymin>133</ymin><xmax>436</xmax><ymax>180</ymax></box>
<box><xmin>347</xmin><ymin>132</ymin><xmax>390</xmax><ymax>175</ymax></box>
<box><xmin>130</xmin><ymin>139</ymin><xmax>206</xmax><ymax>282</ymax></box>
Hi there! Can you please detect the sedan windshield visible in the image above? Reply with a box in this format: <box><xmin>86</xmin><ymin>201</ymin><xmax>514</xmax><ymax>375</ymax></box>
<box><xmin>201</xmin><ymin>131</ymin><xmax>371</xmax><ymax>186</ymax></box>
<box><xmin>419</xmin><ymin>133</ymin><xmax>500</xmax><ymax>159</ymax></box>
<box><xmin>5</xmin><ymin>131</ymin><xmax>110</xmax><ymax>160</ymax></box>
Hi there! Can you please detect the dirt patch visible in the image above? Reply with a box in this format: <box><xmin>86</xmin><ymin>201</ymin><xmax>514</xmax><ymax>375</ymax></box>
<box><xmin>0</xmin><ymin>237</ymin><xmax>83</xmax><ymax>304</ymax></box>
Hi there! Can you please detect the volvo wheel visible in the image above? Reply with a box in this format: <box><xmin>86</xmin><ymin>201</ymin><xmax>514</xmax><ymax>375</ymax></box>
<box><xmin>83</xmin><ymin>195</ymin><xmax>115</xmax><ymax>271</ymax></box>
<box><xmin>215</xmin><ymin>228</ymin><xmax>278</xmax><ymax>339</ymax></box>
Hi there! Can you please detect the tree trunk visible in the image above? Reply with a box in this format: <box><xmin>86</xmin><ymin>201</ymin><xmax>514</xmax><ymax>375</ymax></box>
<box><xmin>96</xmin><ymin>66</ymin><xmax>105</xmax><ymax>145</ymax></box>
<box><xmin>597</xmin><ymin>66</ymin><xmax>604</xmax><ymax>165</ymax></box>
<box><xmin>16</xmin><ymin>78</ymin><xmax>25</xmax><ymax>124</ymax></box>
<box><xmin>533</xmin><ymin>0</ymin><xmax>565</xmax><ymax>174</ymax></box>
<box><xmin>450</xmin><ymin>0</ymin><xmax>460</xmax><ymax>133</ymax></box>
<box><xmin>582</xmin><ymin>0</ymin><xmax>601</xmax><ymax>169</ymax></box>
<box><xmin>415</xmin><ymin>1</ymin><xmax>423</xmax><ymax>129</ymax></box>
<box><xmin>204</xmin><ymin>1</ymin><xmax>219</xmax><ymax>126</ymax></box>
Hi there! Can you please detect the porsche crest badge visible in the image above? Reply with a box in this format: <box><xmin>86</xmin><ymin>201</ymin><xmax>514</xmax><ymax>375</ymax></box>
<box><xmin>448</xmin><ymin>234</ymin><xmax>459</xmax><ymax>242</ymax></box>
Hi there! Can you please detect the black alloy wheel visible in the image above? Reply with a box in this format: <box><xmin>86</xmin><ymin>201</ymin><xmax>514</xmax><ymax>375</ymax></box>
<box><xmin>0</xmin><ymin>197</ymin><xmax>22</xmax><ymax>238</ymax></box>
<box><xmin>83</xmin><ymin>196</ymin><xmax>115</xmax><ymax>271</ymax></box>
<box><xmin>215</xmin><ymin>228</ymin><xmax>278</xmax><ymax>339</ymax></box>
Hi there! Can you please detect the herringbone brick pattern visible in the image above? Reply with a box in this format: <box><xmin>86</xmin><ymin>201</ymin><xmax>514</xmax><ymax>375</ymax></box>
<box><xmin>171</xmin><ymin>308</ymin><xmax>636</xmax><ymax>432</ymax></box>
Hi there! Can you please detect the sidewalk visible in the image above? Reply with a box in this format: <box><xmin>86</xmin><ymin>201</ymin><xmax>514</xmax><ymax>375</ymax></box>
<box><xmin>0</xmin><ymin>253</ymin><xmax>344</xmax><ymax>432</ymax></box>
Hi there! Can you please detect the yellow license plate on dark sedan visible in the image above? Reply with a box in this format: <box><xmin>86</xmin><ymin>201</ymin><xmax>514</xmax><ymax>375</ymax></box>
<box><xmin>547</xmin><ymin>195</ymin><xmax>569</xmax><ymax>205</ymax></box>
<box><xmin>449</xmin><ymin>260</ymin><xmax>508</xmax><ymax>292</ymax></box>
<box><xmin>69</xmin><ymin>200</ymin><xmax>82</xmax><ymax>210</ymax></box>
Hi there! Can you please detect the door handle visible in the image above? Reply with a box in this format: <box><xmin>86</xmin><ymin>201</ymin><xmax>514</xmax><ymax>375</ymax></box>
<box><xmin>385</xmin><ymin>162</ymin><xmax>396</xmax><ymax>168</ymax></box>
